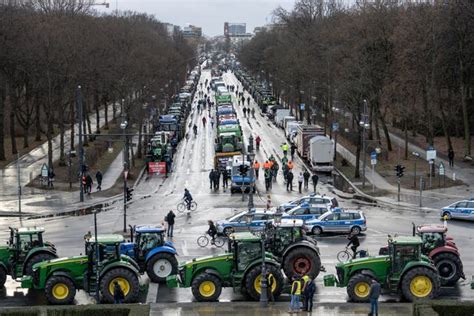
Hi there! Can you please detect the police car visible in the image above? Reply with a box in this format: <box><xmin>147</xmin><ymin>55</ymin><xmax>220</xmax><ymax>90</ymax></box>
<box><xmin>277</xmin><ymin>194</ymin><xmax>338</xmax><ymax>212</ymax></box>
<box><xmin>441</xmin><ymin>199</ymin><xmax>474</xmax><ymax>220</ymax></box>
<box><xmin>216</xmin><ymin>210</ymin><xmax>277</xmax><ymax>236</ymax></box>
<box><xmin>282</xmin><ymin>203</ymin><xmax>330</xmax><ymax>222</ymax></box>
<box><xmin>305</xmin><ymin>209</ymin><xmax>366</xmax><ymax>235</ymax></box>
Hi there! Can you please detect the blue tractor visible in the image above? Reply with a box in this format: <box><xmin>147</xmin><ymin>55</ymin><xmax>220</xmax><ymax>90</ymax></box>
<box><xmin>120</xmin><ymin>225</ymin><xmax>178</xmax><ymax>283</ymax></box>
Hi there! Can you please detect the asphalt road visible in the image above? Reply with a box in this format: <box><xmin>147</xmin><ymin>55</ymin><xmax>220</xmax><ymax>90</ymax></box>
<box><xmin>0</xmin><ymin>69</ymin><xmax>472</xmax><ymax>307</ymax></box>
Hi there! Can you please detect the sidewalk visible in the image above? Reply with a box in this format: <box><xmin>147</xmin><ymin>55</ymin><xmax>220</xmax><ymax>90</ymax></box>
<box><xmin>150</xmin><ymin>302</ymin><xmax>412</xmax><ymax>316</ymax></box>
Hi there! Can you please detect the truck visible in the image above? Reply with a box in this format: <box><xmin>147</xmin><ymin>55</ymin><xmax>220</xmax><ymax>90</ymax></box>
<box><xmin>214</xmin><ymin>151</ymin><xmax>241</xmax><ymax>173</ymax></box>
<box><xmin>230</xmin><ymin>155</ymin><xmax>255</xmax><ymax>193</ymax></box>
<box><xmin>285</xmin><ymin>121</ymin><xmax>301</xmax><ymax>142</ymax></box>
<box><xmin>282</xmin><ymin>116</ymin><xmax>296</xmax><ymax>130</ymax></box>
<box><xmin>308</xmin><ymin>136</ymin><xmax>334</xmax><ymax>173</ymax></box>
<box><xmin>275</xmin><ymin>109</ymin><xmax>291</xmax><ymax>127</ymax></box>
<box><xmin>295</xmin><ymin>125</ymin><xmax>325</xmax><ymax>160</ymax></box>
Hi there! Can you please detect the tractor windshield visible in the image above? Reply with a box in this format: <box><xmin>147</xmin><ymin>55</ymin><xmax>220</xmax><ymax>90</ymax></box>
<box><xmin>421</xmin><ymin>232</ymin><xmax>444</xmax><ymax>253</ymax></box>
<box><xmin>138</xmin><ymin>233</ymin><xmax>163</xmax><ymax>253</ymax></box>
<box><xmin>392</xmin><ymin>244</ymin><xmax>421</xmax><ymax>273</ymax></box>
<box><xmin>237</xmin><ymin>242</ymin><xmax>260</xmax><ymax>271</ymax></box>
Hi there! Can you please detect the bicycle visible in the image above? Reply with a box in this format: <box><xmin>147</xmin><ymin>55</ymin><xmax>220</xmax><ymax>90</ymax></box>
<box><xmin>177</xmin><ymin>199</ymin><xmax>197</xmax><ymax>213</ymax></box>
<box><xmin>337</xmin><ymin>247</ymin><xmax>369</xmax><ymax>262</ymax></box>
<box><xmin>197</xmin><ymin>233</ymin><xmax>225</xmax><ymax>248</ymax></box>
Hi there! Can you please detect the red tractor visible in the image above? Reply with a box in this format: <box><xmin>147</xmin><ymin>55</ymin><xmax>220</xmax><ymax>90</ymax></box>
<box><xmin>379</xmin><ymin>223</ymin><xmax>464</xmax><ymax>286</ymax></box>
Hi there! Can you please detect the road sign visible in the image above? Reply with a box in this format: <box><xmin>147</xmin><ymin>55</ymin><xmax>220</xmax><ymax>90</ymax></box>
<box><xmin>371</xmin><ymin>159</ymin><xmax>377</xmax><ymax>165</ymax></box>
<box><xmin>426</xmin><ymin>148</ymin><xmax>436</xmax><ymax>161</ymax></box>
<box><xmin>123</xmin><ymin>170</ymin><xmax>129</xmax><ymax>180</ymax></box>
<box><xmin>300</xmin><ymin>103</ymin><xmax>305</xmax><ymax>110</ymax></box>
<box><xmin>148</xmin><ymin>162</ymin><xmax>166</xmax><ymax>174</ymax></box>
<box><xmin>41</xmin><ymin>164</ymin><xmax>49</xmax><ymax>177</ymax></box>
<box><xmin>332</xmin><ymin>122</ymin><xmax>339</xmax><ymax>132</ymax></box>
<box><xmin>439</xmin><ymin>162</ymin><xmax>445</xmax><ymax>176</ymax></box>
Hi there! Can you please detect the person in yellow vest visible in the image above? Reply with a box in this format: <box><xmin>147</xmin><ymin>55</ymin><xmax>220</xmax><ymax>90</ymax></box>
<box><xmin>253</xmin><ymin>161</ymin><xmax>260</xmax><ymax>179</ymax></box>
<box><xmin>281</xmin><ymin>143</ymin><xmax>289</xmax><ymax>156</ymax></box>
<box><xmin>289</xmin><ymin>275</ymin><xmax>302</xmax><ymax>313</ymax></box>
<box><xmin>301</xmin><ymin>274</ymin><xmax>311</xmax><ymax>311</ymax></box>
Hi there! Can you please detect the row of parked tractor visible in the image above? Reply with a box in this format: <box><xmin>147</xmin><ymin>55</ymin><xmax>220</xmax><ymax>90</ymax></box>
<box><xmin>145</xmin><ymin>67</ymin><xmax>201</xmax><ymax>168</ymax></box>
<box><xmin>234</xmin><ymin>69</ymin><xmax>276</xmax><ymax>114</ymax></box>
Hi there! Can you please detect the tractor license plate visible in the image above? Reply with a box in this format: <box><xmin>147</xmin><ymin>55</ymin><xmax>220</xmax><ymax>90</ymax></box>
<box><xmin>323</xmin><ymin>274</ymin><xmax>337</xmax><ymax>287</ymax></box>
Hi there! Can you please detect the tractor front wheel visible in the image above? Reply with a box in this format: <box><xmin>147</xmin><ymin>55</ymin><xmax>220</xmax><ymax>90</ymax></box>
<box><xmin>146</xmin><ymin>253</ymin><xmax>178</xmax><ymax>283</ymax></box>
<box><xmin>283</xmin><ymin>247</ymin><xmax>321</xmax><ymax>279</ymax></box>
<box><xmin>191</xmin><ymin>273</ymin><xmax>222</xmax><ymax>302</ymax></box>
<box><xmin>100</xmin><ymin>268</ymin><xmax>140</xmax><ymax>304</ymax></box>
<box><xmin>433</xmin><ymin>252</ymin><xmax>463</xmax><ymax>286</ymax></box>
<box><xmin>244</xmin><ymin>264</ymin><xmax>284</xmax><ymax>301</ymax></box>
<box><xmin>347</xmin><ymin>273</ymin><xmax>372</xmax><ymax>303</ymax></box>
<box><xmin>401</xmin><ymin>267</ymin><xmax>440</xmax><ymax>302</ymax></box>
<box><xmin>45</xmin><ymin>275</ymin><xmax>76</xmax><ymax>305</ymax></box>
<box><xmin>25</xmin><ymin>252</ymin><xmax>57</xmax><ymax>276</ymax></box>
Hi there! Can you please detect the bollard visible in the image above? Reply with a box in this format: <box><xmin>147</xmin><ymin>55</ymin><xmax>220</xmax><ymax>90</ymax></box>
<box><xmin>453</xmin><ymin>172</ymin><xmax>456</xmax><ymax>181</ymax></box>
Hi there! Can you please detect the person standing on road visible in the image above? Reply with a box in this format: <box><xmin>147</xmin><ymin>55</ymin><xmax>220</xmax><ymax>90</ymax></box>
<box><xmin>271</xmin><ymin>161</ymin><xmax>279</xmax><ymax>182</ymax></box>
<box><xmin>267</xmin><ymin>274</ymin><xmax>275</xmax><ymax>304</ymax></box>
<box><xmin>255</xmin><ymin>135</ymin><xmax>261</xmax><ymax>150</ymax></box>
<box><xmin>222</xmin><ymin>168</ymin><xmax>229</xmax><ymax>190</ymax></box>
<box><xmin>209</xmin><ymin>169</ymin><xmax>216</xmax><ymax>189</ymax></box>
<box><xmin>253</xmin><ymin>160</ymin><xmax>260</xmax><ymax>179</ymax></box>
<box><xmin>287</xmin><ymin>160</ymin><xmax>294</xmax><ymax>171</ymax></box>
<box><xmin>210</xmin><ymin>117</ymin><xmax>214</xmax><ymax>128</ymax></box>
<box><xmin>286</xmin><ymin>170</ymin><xmax>294</xmax><ymax>191</ymax></box>
<box><xmin>298</xmin><ymin>172</ymin><xmax>304</xmax><ymax>193</ymax></box>
<box><xmin>202</xmin><ymin>116</ymin><xmax>207</xmax><ymax>127</ymax></box>
<box><xmin>247</xmin><ymin>96</ymin><xmax>251</xmax><ymax>105</ymax></box>
<box><xmin>251</xmin><ymin>108</ymin><xmax>255</xmax><ymax>118</ymax></box>
<box><xmin>47</xmin><ymin>168</ymin><xmax>55</xmax><ymax>188</ymax></box>
<box><xmin>291</xmin><ymin>143</ymin><xmax>297</xmax><ymax>160</ymax></box>
<box><xmin>85</xmin><ymin>173</ymin><xmax>93</xmax><ymax>195</ymax></box>
<box><xmin>113</xmin><ymin>281</ymin><xmax>124</xmax><ymax>304</ymax></box>
<box><xmin>369</xmin><ymin>279</ymin><xmax>381</xmax><ymax>316</ymax></box>
<box><xmin>289</xmin><ymin>275</ymin><xmax>302</xmax><ymax>313</ymax></box>
<box><xmin>213</xmin><ymin>169</ymin><xmax>220</xmax><ymax>191</ymax></box>
<box><xmin>304</xmin><ymin>276</ymin><xmax>316</xmax><ymax>312</ymax></box>
<box><xmin>312</xmin><ymin>173</ymin><xmax>319</xmax><ymax>193</ymax></box>
<box><xmin>166</xmin><ymin>210</ymin><xmax>176</xmax><ymax>238</ymax></box>
<box><xmin>301</xmin><ymin>274</ymin><xmax>311</xmax><ymax>311</ymax></box>
<box><xmin>281</xmin><ymin>143</ymin><xmax>289</xmax><ymax>156</ymax></box>
<box><xmin>282</xmin><ymin>164</ymin><xmax>289</xmax><ymax>183</ymax></box>
<box><xmin>448</xmin><ymin>147</ymin><xmax>455</xmax><ymax>168</ymax></box>
<box><xmin>303</xmin><ymin>169</ymin><xmax>310</xmax><ymax>190</ymax></box>
<box><xmin>95</xmin><ymin>170</ymin><xmax>103</xmax><ymax>191</ymax></box>
<box><xmin>264</xmin><ymin>169</ymin><xmax>272</xmax><ymax>191</ymax></box>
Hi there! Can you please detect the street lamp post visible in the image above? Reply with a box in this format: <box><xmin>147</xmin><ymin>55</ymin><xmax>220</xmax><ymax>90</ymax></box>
<box><xmin>93</xmin><ymin>210</ymin><xmax>100</xmax><ymax>302</ymax></box>
<box><xmin>360</xmin><ymin>100</ymin><xmax>369</xmax><ymax>188</ymax></box>
<box><xmin>121</xmin><ymin>120</ymin><xmax>128</xmax><ymax>232</ymax></box>
<box><xmin>412</xmin><ymin>152</ymin><xmax>421</xmax><ymax>188</ymax></box>
<box><xmin>76</xmin><ymin>86</ymin><xmax>85</xmax><ymax>202</ymax></box>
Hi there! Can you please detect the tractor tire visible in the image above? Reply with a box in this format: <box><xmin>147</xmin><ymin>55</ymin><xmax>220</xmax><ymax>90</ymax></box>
<box><xmin>283</xmin><ymin>247</ymin><xmax>321</xmax><ymax>279</ymax></box>
<box><xmin>401</xmin><ymin>267</ymin><xmax>440</xmax><ymax>302</ymax></box>
<box><xmin>0</xmin><ymin>267</ymin><xmax>6</xmax><ymax>287</ymax></box>
<box><xmin>146</xmin><ymin>253</ymin><xmax>178</xmax><ymax>283</ymax></box>
<box><xmin>347</xmin><ymin>273</ymin><xmax>373</xmax><ymax>303</ymax></box>
<box><xmin>433</xmin><ymin>252</ymin><xmax>463</xmax><ymax>286</ymax></box>
<box><xmin>45</xmin><ymin>275</ymin><xmax>76</xmax><ymax>305</ymax></box>
<box><xmin>244</xmin><ymin>264</ymin><xmax>284</xmax><ymax>301</ymax></box>
<box><xmin>191</xmin><ymin>273</ymin><xmax>222</xmax><ymax>302</ymax></box>
<box><xmin>100</xmin><ymin>268</ymin><xmax>140</xmax><ymax>304</ymax></box>
<box><xmin>25</xmin><ymin>253</ymin><xmax>57</xmax><ymax>276</ymax></box>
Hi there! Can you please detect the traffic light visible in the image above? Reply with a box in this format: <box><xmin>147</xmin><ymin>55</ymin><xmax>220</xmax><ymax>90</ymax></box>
<box><xmin>239</xmin><ymin>164</ymin><xmax>249</xmax><ymax>176</ymax></box>
<box><xmin>126</xmin><ymin>187</ymin><xmax>134</xmax><ymax>202</ymax></box>
<box><xmin>395</xmin><ymin>164</ymin><xmax>405</xmax><ymax>178</ymax></box>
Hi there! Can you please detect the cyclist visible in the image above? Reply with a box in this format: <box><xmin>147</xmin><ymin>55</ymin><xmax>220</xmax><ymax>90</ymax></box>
<box><xmin>347</xmin><ymin>232</ymin><xmax>360</xmax><ymax>259</ymax></box>
<box><xmin>207</xmin><ymin>220</ymin><xmax>217</xmax><ymax>244</ymax></box>
<box><xmin>183</xmin><ymin>188</ymin><xmax>193</xmax><ymax>210</ymax></box>
<box><xmin>193</xmin><ymin>124</ymin><xmax>198</xmax><ymax>136</ymax></box>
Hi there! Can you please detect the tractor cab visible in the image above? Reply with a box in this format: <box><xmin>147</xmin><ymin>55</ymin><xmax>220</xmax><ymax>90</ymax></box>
<box><xmin>85</xmin><ymin>234</ymin><xmax>125</xmax><ymax>263</ymax></box>
<box><xmin>388</xmin><ymin>236</ymin><xmax>425</xmax><ymax>275</ymax></box>
<box><xmin>228</xmin><ymin>232</ymin><xmax>273</xmax><ymax>272</ymax></box>
<box><xmin>413</xmin><ymin>224</ymin><xmax>454</xmax><ymax>252</ymax></box>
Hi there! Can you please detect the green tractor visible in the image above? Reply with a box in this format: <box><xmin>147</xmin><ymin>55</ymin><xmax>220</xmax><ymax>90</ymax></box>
<box><xmin>167</xmin><ymin>232</ymin><xmax>285</xmax><ymax>302</ymax></box>
<box><xmin>324</xmin><ymin>236</ymin><xmax>440</xmax><ymax>302</ymax></box>
<box><xmin>0</xmin><ymin>227</ymin><xmax>57</xmax><ymax>286</ymax></box>
<box><xmin>21</xmin><ymin>234</ymin><xmax>140</xmax><ymax>305</ymax></box>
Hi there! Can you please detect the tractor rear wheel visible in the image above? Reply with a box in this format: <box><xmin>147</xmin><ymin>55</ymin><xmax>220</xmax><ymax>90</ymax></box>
<box><xmin>100</xmin><ymin>268</ymin><xmax>140</xmax><ymax>303</ymax></box>
<box><xmin>146</xmin><ymin>253</ymin><xmax>178</xmax><ymax>283</ymax></box>
<box><xmin>244</xmin><ymin>264</ymin><xmax>284</xmax><ymax>301</ymax></box>
<box><xmin>401</xmin><ymin>267</ymin><xmax>440</xmax><ymax>302</ymax></box>
<box><xmin>433</xmin><ymin>252</ymin><xmax>463</xmax><ymax>286</ymax></box>
<box><xmin>45</xmin><ymin>275</ymin><xmax>76</xmax><ymax>305</ymax></box>
<box><xmin>283</xmin><ymin>247</ymin><xmax>321</xmax><ymax>279</ymax></box>
<box><xmin>191</xmin><ymin>273</ymin><xmax>222</xmax><ymax>302</ymax></box>
<box><xmin>25</xmin><ymin>253</ymin><xmax>57</xmax><ymax>276</ymax></box>
<box><xmin>347</xmin><ymin>273</ymin><xmax>372</xmax><ymax>303</ymax></box>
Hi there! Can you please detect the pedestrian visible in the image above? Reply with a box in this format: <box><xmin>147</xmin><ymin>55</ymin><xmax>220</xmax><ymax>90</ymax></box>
<box><xmin>287</xmin><ymin>160</ymin><xmax>294</xmax><ymax>171</ymax></box>
<box><xmin>247</xmin><ymin>96</ymin><xmax>251</xmax><ymax>105</ymax></box>
<box><xmin>298</xmin><ymin>172</ymin><xmax>304</xmax><ymax>193</ymax></box>
<box><xmin>264</xmin><ymin>169</ymin><xmax>272</xmax><ymax>191</ymax></box>
<box><xmin>267</xmin><ymin>274</ymin><xmax>275</xmax><ymax>303</ymax></box>
<box><xmin>286</xmin><ymin>170</ymin><xmax>294</xmax><ymax>191</ymax></box>
<box><xmin>251</xmin><ymin>108</ymin><xmax>255</xmax><ymax>118</ymax></box>
<box><xmin>448</xmin><ymin>147</ymin><xmax>454</xmax><ymax>168</ymax></box>
<box><xmin>113</xmin><ymin>281</ymin><xmax>124</xmax><ymax>304</ymax></box>
<box><xmin>271</xmin><ymin>161</ymin><xmax>279</xmax><ymax>182</ymax></box>
<box><xmin>289</xmin><ymin>275</ymin><xmax>302</xmax><ymax>313</ymax></box>
<box><xmin>304</xmin><ymin>276</ymin><xmax>316</xmax><ymax>312</ymax></box>
<box><xmin>303</xmin><ymin>169</ymin><xmax>310</xmax><ymax>190</ymax></box>
<box><xmin>301</xmin><ymin>274</ymin><xmax>310</xmax><ymax>311</ymax></box>
<box><xmin>222</xmin><ymin>167</ymin><xmax>230</xmax><ymax>189</ymax></box>
<box><xmin>86</xmin><ymin>173</ymin><xmax>93</xmax><ymax>195</ymax></box>
<box><xmin>243</xmin><ymin>107</ymin><xmax>247</xmax><ymax>117</ymax></box>
<box><xmin>369</xmin><ymin>279</ymin><xmax>381</xmax><ymax>316</ymax></box>
<box><xmin>209</xmin><ymin>169</ymin><xmax>215</xmax><ymax>189</ymax></box>
<box><xmin>166</xmin><ymin>210</ymin><xmax>176</xmax><ymax>237</ymax></box>
<box><xmin>210</xmin><ymin>117</ymin><xmax>215</xmax><ymax>128</ymax></box>
<box><xmin>282</xmin><ymin>164</ymin><xmax>289</xmax><ymax>183</ymax></box>
<box><xmin>164</xmin><ymin>155</ymin><xmax>172</xmax><ymax>178</ymax></box>
<box><xmin>47</xmin><ymin>168</ymin><xmax>55</xmax><ymax>188</ymax></box>
<box><xmin>281</xmin><ymin>143</ymin><xmax>289</xmax><ymax>156</ymax></box>
<box><xmin>253</xmin><ymin>160</ymin><xmax>260</xmax><ymax>179</ymax></box>
<box><xmin>255</xmin><ymin>135</ymin><xmax>261</xmax><ymax>150</ymax></box>
<box><xmin>312</xmin><ymin>173</ymin><xmax>319</xmax><ymax>193</ymax></box>
<box><xmin>213</xmin><ymin>169</ymin><xmax>220</xmax><ymax>191</ymax></box>
<box><xmin>95</xmin><ymin>170</ymin><xmax>103</xmax><ymax>191</ymax></box>
<box><xmin>202</xmin><ymin>116</ymin><xmax>207</xmax><ymax>126</ymax></box>
<box><xmin>291</xmin><ymin>143</ymin><xmax>297</xmax><ymax>160</ymax></box>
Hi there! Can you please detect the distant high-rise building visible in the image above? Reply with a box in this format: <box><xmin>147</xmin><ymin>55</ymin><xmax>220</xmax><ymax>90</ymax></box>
<box><xmin>224</xmin><ymin>22</ymin><xmax>246</xmax><ymax>36</ymax></box>
<box><xmin>183</xmin><ymin>25</ymin><xmax>202</xmax><ymax>38</ymax></box>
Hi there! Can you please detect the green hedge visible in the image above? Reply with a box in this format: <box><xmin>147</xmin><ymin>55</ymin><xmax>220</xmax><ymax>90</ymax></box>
<box><xmin>413</xmin><ymin>300</ymin><xmax>474</xmax><ymax>316</ymax></box>
<box><xmin>0</xmin><ymin>304</ymin><xmax>149</xmax><ymax>316</ymax></box>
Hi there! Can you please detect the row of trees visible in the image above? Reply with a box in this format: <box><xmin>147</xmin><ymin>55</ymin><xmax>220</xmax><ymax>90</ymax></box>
<box><xmin>0</xmin><ymin>0</ymin><xmax>195</xmax><ymax>168</ymax></box>
<box><xmin>239</xmin><ymin>0</ymin><xmax>473</xmax><ymax>177</ymax></box>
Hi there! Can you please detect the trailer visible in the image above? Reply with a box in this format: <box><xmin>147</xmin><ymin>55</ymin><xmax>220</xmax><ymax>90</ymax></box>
<box><xmin>275</xmin><ymin>109</ymin><xmax>291</xmax><ymax>127</ymax></box>
<box><xmin>296</xmin><ymin>125</ymin><xmax>325</xmax><ymax>160</ymax></box>
<box><xmin>309</xmin><ymin>136</ymin><xmax>334</xmax><ymax>173</ymax></box>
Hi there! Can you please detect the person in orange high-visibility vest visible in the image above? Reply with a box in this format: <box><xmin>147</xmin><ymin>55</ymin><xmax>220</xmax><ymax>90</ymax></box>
<box><xmin>263</xmin><ymin>160</ymin><xmax>271</xmax><ymax>170</ymax></box>
<box><xmin>287</xmin><ymin>160</ymin><xmax>294</xmax><ymax>170</ymax></box>
<box><xmin>253</xmin><ymin>161</ymin><xmax>260</xmax><ymax>179</ymax></box>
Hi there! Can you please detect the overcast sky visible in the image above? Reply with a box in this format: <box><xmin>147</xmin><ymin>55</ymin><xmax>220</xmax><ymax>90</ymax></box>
<box><xmin>98</xmin><ymin>0</ymin><xmax>297</xmax><ymax>36</ymax></box>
